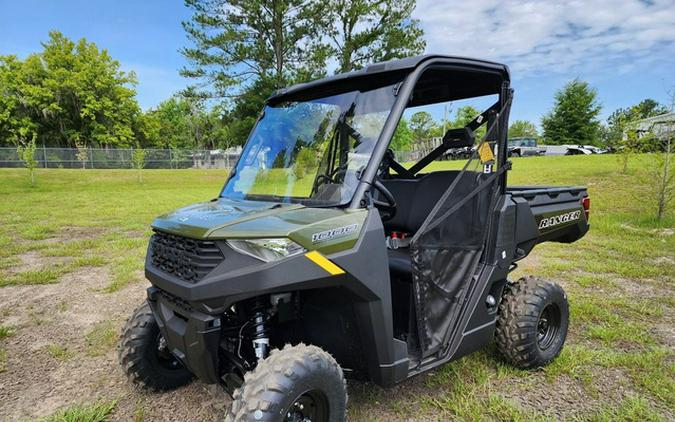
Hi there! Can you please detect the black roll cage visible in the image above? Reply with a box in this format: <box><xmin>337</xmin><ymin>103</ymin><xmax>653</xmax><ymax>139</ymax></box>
<box><xmin>264</xmin><ymin>55</ymin><xmax>513</xmax><ymax>208</ymax></box>
<box><xmin>346</xmin><ymin>57</ymin><xmax>512</xmax><ymax>208</ymax></box>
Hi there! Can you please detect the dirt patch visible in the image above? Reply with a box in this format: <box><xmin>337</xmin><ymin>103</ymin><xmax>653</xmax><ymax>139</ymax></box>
<box><xmin>58</xmin><ymin>226</ymin><xmax>107</xmax><ymax>241</ymax></box>
<box><xmin>0</xmin><ymin>262</ymin><xmax>236</xmax><ymax>421</ymax></box>
<box><xmin>651</xmin><ymin>228</ymin><xmax>673</xmax><ymax>237</ymax></box>
<box><xmin>615</xmin><ymin>277</ymin><xmax>659</xmax><ymax>298</ymax></box>
<box><xmin>650</xmin><ymin>256</ymin><xmax>675</xmax><ymax>266</ymax></box>
<box><xmin>652</xmin><ymin>322</ymin><xmax>675</xmax><ymax>349</ymax></box>
<box><xmin>498</xmin><ymin>368</ymin><xmax>641</xmax><ymax>420</ymax></box>
<box><xmin>0</xmin><ymin>266</ymin><xmax>133</xmax><ymax>420</ymax></box>
<box><xmin>4</xmin><ymin>251</ymin><xmax>69</xmax><ymax>276</ymax></box>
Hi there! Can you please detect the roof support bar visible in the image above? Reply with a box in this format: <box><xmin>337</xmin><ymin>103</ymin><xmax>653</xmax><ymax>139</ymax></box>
<box><xmin>407</xmin><ymin>101</ymin><xmax>500</xmax><ymax>175</ymax></box>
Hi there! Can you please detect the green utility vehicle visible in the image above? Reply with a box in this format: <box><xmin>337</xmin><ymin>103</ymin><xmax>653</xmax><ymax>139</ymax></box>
<box><xmin>119</xmin><ymin>55</ymin><xmax>590</xmax><ymax>421</ymax></box>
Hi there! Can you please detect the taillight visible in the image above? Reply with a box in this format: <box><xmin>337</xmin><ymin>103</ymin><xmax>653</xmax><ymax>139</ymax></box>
<box><xmin>582</xmin><ymin>196</ymin><xmax>590</xmax><ymax>221</ymax></box>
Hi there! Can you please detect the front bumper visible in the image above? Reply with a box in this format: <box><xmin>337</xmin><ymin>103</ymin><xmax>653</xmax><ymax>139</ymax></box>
<box><xmin>147</xmin><ymin>287</ymin><xmax>222</xmax><ymax>384</ymax></box>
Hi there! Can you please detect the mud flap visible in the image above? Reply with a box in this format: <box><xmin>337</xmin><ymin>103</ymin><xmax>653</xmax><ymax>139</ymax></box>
<box><xmin>147</xmin><ymin>287</ymin><xmax>222</xmax><ymax>383</ymax></box>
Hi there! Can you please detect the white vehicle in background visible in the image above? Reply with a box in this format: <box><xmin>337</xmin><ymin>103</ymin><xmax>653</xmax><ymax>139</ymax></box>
<box><xmin>565</xmin><ymin>145</ymin><xmax>607</xmax><ymax>155</ymax></box>
<box><xmin>542</xmin><ymin>144</ymin><xmax>608</xmax><ymax>156</ymax></box>
<box><xmin>507</xmin><ymin>137</ymin><xmax>546</xmax><ymax>157</ymax></box>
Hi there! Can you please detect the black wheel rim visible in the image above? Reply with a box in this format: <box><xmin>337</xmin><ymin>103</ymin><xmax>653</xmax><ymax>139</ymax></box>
<box><xmin>284</xmin><ymin>389</ymin><xmax>329</xmax><ymax>422</ymax></box>
<box><xmin>537</xmin><ymin>304</ymin><xmax>561</xmax><ymax>350</ymax></box>
<box><xmin>154</xmin><ymin>334</ymin><xmax>181</xmax><ymax>370</ymax></box>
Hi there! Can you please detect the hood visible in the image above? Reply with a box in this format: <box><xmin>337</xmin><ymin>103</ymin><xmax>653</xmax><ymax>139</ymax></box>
<box><xmin>152</xmin><ymin>198</ymin><xmax>305</xmax><ymax>239</ymax></box>
<box><xmin>152</xmin><ymin>198</ymin><xmax>368</xmax><ymax>254</ymax></box>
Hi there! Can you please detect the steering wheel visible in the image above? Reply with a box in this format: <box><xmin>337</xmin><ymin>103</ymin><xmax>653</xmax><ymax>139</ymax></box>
<box><xmin>314</xmin><ymin>174</ymin><xmax>333</xmax><ymax>187</ymax></box>
<box><xmin>315</xmin><ymin>167</ymin><xmax>348</xmax><ymax>187</ymax></box>
<box><xmin>371</xmin><ymin>178</ymin><xmax>397</xmax><ymax>221</ymax></box>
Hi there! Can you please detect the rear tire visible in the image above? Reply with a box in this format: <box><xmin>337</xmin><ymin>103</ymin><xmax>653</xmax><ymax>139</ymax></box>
<box><xmin>226</xmin><ymin>343</ymin><xmax>347</xmax><ymax>422</ymax></box>
<box><xmin>495</xmin><ymin>276</ymin><xmax>569</xmax><ymax>369</ymax></box>
<box><xmin>118</xmin><ymin>302</ymin><xmax>193</xmax><ymax>391</ymax></box>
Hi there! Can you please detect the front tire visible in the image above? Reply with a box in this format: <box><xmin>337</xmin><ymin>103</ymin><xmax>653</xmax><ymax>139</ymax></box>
<box><xmin>227</xmin><ymin>343</ymin><xmax>347</xmax><ymax>422</ymax></box>
<box><xmin>118</xmin><ymin>302</ymin><xmax>193</xmax><ymax>391</ymax></box>
<box><xmin>495</xmin><ymin>276</ymin><xmax>569</xmax><ymax>369</ymax></box>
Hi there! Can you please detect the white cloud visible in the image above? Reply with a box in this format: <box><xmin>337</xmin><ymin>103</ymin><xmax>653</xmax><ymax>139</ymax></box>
<box><xmin>412</xmin><ymin>0</ymin><xmax>675</xmax><ymax>77</ymax></box>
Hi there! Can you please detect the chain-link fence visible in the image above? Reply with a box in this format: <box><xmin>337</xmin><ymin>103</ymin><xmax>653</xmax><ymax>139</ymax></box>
<box><xmin>0</xmin><ymin>147</ymin><xmax>241</xmax><ymax>169</ymax></box>
<box><xmin>0</xmin><ymin>143</ymin><xmax>464</xmax><ymax>170</ymax></box>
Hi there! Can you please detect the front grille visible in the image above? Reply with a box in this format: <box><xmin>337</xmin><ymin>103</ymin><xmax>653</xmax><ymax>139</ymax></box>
<box><xmin>150</xmin><ymin>230</ymin><xmax>224</xmax><ymax>283</ymax></box>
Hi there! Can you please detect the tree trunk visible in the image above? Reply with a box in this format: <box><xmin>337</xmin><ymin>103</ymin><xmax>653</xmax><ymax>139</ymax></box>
<box><xmin>656</xmin><ymin>139</ymin><xmax>672</xmax><ymax>222</ymax></box>
<box><xmin>273</xmin><ymin>0</ymin><xmax>284</xmax><ymax>87</ymax></box>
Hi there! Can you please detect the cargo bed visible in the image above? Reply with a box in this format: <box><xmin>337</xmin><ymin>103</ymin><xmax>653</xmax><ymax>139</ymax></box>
<box><xmin>506</xmin><ymin>185</ymin><xmax>589</xmax><ymax>261</ymax></box>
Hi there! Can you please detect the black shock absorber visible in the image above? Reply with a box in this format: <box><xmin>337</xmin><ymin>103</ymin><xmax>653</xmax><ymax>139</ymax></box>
<box><xmin>248</xmin><ymin>296</ymin><xmax>270</xmax><ymax>360</ymax></box>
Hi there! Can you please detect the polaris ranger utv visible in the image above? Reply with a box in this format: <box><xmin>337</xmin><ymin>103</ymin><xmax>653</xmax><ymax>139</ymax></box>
<box><xmin>119</xmin><ymin>55</ymin><xmax>590</xmax><ymax>421</ymax></box>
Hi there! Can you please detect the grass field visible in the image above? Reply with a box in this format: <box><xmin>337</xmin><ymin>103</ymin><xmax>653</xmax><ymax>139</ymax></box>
<box><xmin>0</xmin><ymin>154</ymin><xmax>673</xmax><ymax>421</ymax></box>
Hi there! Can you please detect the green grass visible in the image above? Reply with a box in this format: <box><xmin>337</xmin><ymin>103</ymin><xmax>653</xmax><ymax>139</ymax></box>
<box><xmin>84</xmin><ymin>321</ymin><xmax>118</xmax><ymax>357</ymax></box>
<box><xmin>46</xmin><ymin>343</ymin><xmax>75</xmax><ymax>361</ymax></box>
<box><xmin>579</xmin><ymin>396</ymin><xmax>665</xmax><ymax>422</ymax></box>
<box><xmin>43</xmin><ymin>400</ymin><xmax>117</xmax><ymax>422</ymax></box>
<box><xmin>0</xmin><ymin>257</ymin><xmax>108</xmax><ymax>287</ymax></box>
<box><xmin>0</xmin><ymin>324</ymin><xmax>15</xmax><ymax>339</ymax></box>
<box><xmin>0</xmin><ymin>154</ymin><xmax>673</xmax><ymax>420</ymax></box>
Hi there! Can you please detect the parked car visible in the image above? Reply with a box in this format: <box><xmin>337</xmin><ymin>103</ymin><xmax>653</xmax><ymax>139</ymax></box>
<box><xmin>507</xmin><ymin>137</ymin><xmax>546</xmax><ymax>157</ymax></box>
<box><xmin>565</xmin><ymin>145</ymin><xmax>607</xmax><ymax>155</ymax></box>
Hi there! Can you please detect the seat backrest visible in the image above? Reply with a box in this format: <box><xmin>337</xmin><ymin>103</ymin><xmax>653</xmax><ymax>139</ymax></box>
<box><xmin>383</xmin><ymin>171</ymin><xmax>462</xmax><ymax>233</ymax></box>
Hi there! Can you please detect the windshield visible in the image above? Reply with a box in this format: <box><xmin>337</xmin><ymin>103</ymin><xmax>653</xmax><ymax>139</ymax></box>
<box><xmin>220</xmin><ymin>83</ymin><xmax>398</xmax><ymax>206</ymax></box>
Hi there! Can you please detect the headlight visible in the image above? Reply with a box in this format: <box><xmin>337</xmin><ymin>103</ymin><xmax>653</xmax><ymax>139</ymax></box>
<box><xmin>227</xmin><ymin>238</ymin><xmax>306</xmax><ymax>262</ymax></box>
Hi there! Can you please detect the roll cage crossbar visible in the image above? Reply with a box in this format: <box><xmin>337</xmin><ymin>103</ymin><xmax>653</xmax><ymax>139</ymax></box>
<box><xmin>403</xmin><ymin>101</ymin><xmax>501</xmax><ymax>176</ymax></box>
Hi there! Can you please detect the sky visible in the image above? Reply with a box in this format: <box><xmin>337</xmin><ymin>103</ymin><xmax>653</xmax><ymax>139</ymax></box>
<box><xmin>1</xmin><ymin>0</ymin><xmax>674</xmax><ymax>126</ymax></box>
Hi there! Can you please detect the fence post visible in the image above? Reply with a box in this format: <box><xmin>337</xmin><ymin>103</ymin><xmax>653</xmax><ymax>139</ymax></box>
<box><xmin>42</xmin><ymin>144</ymin><xmax>47</xmax><ymax>168</ymax></box>
<box><xmin>169</xmin><ymin>148</ymin><xmax>173</xmax><ymax>170</ymax></box>
<box><xmin>89</xmin><ymin>146</ymin><xmax>94</xmax><ymax>169</ymax></box>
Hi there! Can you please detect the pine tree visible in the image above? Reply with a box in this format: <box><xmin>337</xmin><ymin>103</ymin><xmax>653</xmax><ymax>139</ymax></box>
<box><xmin>326</xmin><ymin>0</ymin><xmax>425</xmax><ymax>73</ymax></box>
<box><xmin>541</xmin><ymin>79</ymin><xmax>601</xmax><ymax>145</ymax></box>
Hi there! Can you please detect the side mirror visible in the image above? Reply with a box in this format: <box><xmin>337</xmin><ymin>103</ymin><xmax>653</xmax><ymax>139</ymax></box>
<box><xmin>442</xmin><ymin>127</ymin><xmax>475</xmax><ymax>148</ymax></box>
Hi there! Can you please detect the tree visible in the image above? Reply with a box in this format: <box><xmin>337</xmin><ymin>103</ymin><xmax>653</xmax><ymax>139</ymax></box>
<box><xmin>645</xmin><ymin>134</ymin><xmax>673</xmax><ymax>221</ymax></box>
<box><xmin>391</xmin><ymin>117</ymin><xmax>413</xmax><ymax>151</ymax></box>
<box><xmin>604</xmin><ymin>98</ymin><xmax>669</xmax><ymax>172</ymax></box>
<box><xmin>509</xmin><ymin>120</ymin><xmax>538</xmax><ymax>138</ymax></box>
<box><xmin>16</xmin><ymin>132</ymin><xmax>38</xmax><ymax>186</ymax></box>
<box><xmin>541</xmin><ymin>79</ymin><xmax>601</xmax><ymax>145</ymax></box>
<box><xmin>631</xmin><ymin>99</ymin><xmax>668</xmax><ymax>120</ymax></box>
<box><xmin>75</xmin><ymin>141</ymin><xmax>89</xmax><ymax>169</ymax></box>
<box><xmin>326</xmin><ymin>0</ymin><xmax>425</xmax><ymax>73</ymax></box>
<box><xmin>453</xmin><ymin>106</ymin><xmax>486</xmax><ymax>140</ymax></box>
<box><xmin>131</xmin><ymin>147</ymin><xmax>146</xmax><ymax>183</ymax></box>
<box><xmin>606</xmin><ymin>98</ymin><xmax>668</xmax><ymax>147</ymax></box>
<box><xmin>181</xmin><ymin>0</ymin><xmax>326</xmax><ymax>99</ymax></box>
<box><xmin>138</xmin><ymin>96</ymin><xmax>229</xmax><ymax>149</ymax></box>
<box><xmin>410</xmin><ymin>111</ymin><xmax>434</xmax><ymax>141</ymax></box>
<box><xmin>181</xmin><ymin>0</ymin><xmax>329</xmax><ymax>146</ymax></box>
<box><xmin>641</xmin><ymin>91</ymin><xmax>674</xmax><ymax>222</ymax></box>
<box><xmin>0</xmin><ymin>31</ymin><xmax>139</xmax><ymax>148</ymax></box>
